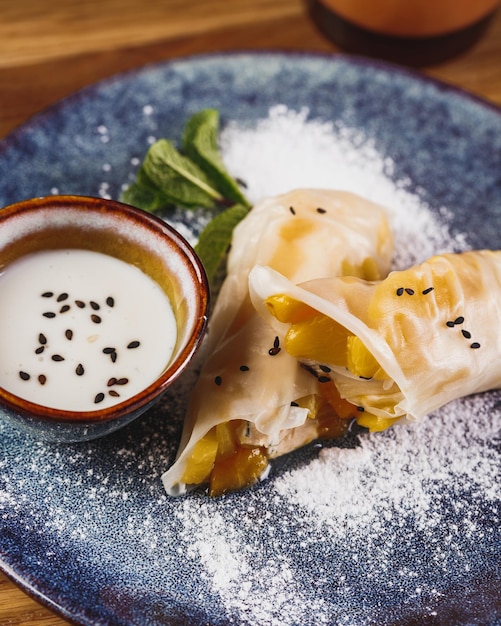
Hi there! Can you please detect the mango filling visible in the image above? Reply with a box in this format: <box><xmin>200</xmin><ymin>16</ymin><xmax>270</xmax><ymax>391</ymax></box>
<box><xmin>265</xmin><ymin>293</ymin><xmax>392</xmax><ymax>432</ymax></box>
<box><xmin>181</xmin><ymin>394</ymin><xmax>351</xmax><ymax>496</ymax></box>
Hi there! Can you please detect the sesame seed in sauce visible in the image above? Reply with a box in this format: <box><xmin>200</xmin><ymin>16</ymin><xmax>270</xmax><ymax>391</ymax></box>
<box><xmin>240</xmin><ymin>365</ymin><xmax>249</xmax><ymax>371</ymax></box>
<box><xmin>215</xmin><ymin>375</ymin><xmax>222</xmax><ymax>386</ymax></box>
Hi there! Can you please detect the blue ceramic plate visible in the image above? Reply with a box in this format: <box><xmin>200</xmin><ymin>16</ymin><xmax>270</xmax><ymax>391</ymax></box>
<box><xmin>0</xmin><ymin>53</ymin><xmax>500</xmax><ymax>626</ymax></box>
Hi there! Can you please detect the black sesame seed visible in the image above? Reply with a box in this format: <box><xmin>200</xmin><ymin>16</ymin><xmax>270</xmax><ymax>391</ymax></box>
<box><xmin>454</xmin><ymin>316</ymin><xmax>465</xmax><ymax>325</ymax></box>
<box><xmin>19</xmin><ymin>371</ymin><xmax>30</xmax><ymax>381</ymax></box>
<box><xmin>75</xmin><ymin>300</ymin><xmax>85</xmax><ymax>308</ymax></box>
<box><xmin>319</xmin><ymin>364</ymin><xmax>331</xmax><ymax>373</ymax></box>
<box><xmin>470</xmin><ymin>342</ymin><xmax>481</xmax><ymax>349</ymax></box>
<box><xmin>461</xmin><ymin>329</ymin><xmax>472</xmax><ymax>339</ymax></box>
<box><xmin>51</xmin><ymin>354</ymin><xmax>65</xmax><ymax>362</ymax></box>
<box><xmin>103</xmin><ymin>347</ymin><xmax>115</xmax><ymax>354</ymax></box>
<box><xmin>43</xmin><ymin>312</ymin><xmax>56</xmax><ymax>318</ymax></box>
<box><xmin>116</xmin><ymin>378</ymin><xmax>129</xmax><ymax>385</ymax></box>
<box><xmin>59</xmin><ymin>305</ymin><xmax>70</xmax><ymax>313</ymax></box>
<box><xmin>39</xmin><ymin>333</ymin><xmax>47</xmax><ymax>345</ymax></box>
<box><xmin>422</xmin><ymin>287</ymin><xmax>434</xmax><ymax>295</ymax></box>
<box><xmin>91</xmin><ymin>314</ymin><xmax>102</xmax><ymax>324</ymax></box>
<box><xmin>316</xmin><ymin>207</ymin><xmax>327</xmax><ymax>214</ymax></box>
<box><xmin>273</xmin><ymin>336</ymin><xmax>280</xmax><ymax>349</ymax></box>
<box><xmin>215</xmin><ymin>375</ymin><xmax>222</xmax><ymax>386</ymax></box>
<box><xmin>268</xmin><ymin>347</ymin><xmax>281</xmax><ymax>356</ymax></box>
<box><xmin>57</xmin><ymin>293</ymin><xmax>68</xmax><ymax>302</ymax></box>
<box><xmin>35</xmin><ymin>346</ymin><xmax>45</xmax><ymax>355</ymax></box>
<box><xmin>289</xmin><ymin>206</ymin><xmax>296</xmax><ymax>215</ymax></box>
<box><xmin>127</xmin><ymin>341</ymin><xmax>140</xmax><ymax>349</ymax></box>
<box><xmin>405</xmin><ymin>288</ymin><xmax>415</xmax><ymax>295</ymax></box>
<box><xmin>65</xmin><ymin>329</ymin><xmax>73</xmax><ymax>340</ymax></box>
<box><xmin>240</xmin><ymin>365</ymin><xmax>250</xmax><ymax>371</ymax></box>
<box><xmin>38</xmin><ymin>374</ymin><xmax>47</xmax><ymax>385</ymax></box>
<box><xmin>290</xmin><ymin>401</ymin><xmax>299</xmax><ymax>407</ymax></box>
<box><xmin>446</xmin><ymin>321</ymin><xmax>455</xmax><ymax>328</ymax></box>
<box><xmin>396</xmin><ymin>287</ymin><xmax>404</xmax><ymax>296</ymax></box>
<box><xmin>318</xmin><ymin>375</ymin><xmax>331</xmax><ymax>383</ymax></box>
<box><xmin>94</xmin><ymin>392</ymin><xmax>105</xmax><ymax>404</ymax></box>
<box><xmin>107</xmin><ymin>377</ymin><xmax>117</xmax><ymax>386</ymax></box>
<box><xmin>90</xmin><ymin>301</ymin><xmax>100</xmax><ymax>310</ymax></box>
<box><xmin>76</xmin><ymin>364</ymin><xmax>84</xmax><ymax>376</ymax></box>
<box><xmin>357</xmin><ymin>406</ymin><xmax>365</xmax><ymax>412</ymax></box>
<box><xmin>106</xmin><ymin>296</ymin><xmax>115</xmax><ymax>307</ymax></box>
<box><xmin>108</xmin><ymin>390</ymin><xmax>120</xmax><ymax>397</ymax></box>
<box><xmin>111</xmin><ymin>351</ymin><xmax>117</xmax><ymax>363</ymax></box>
<box><xmin>42</xmin><ymin>292</ymin><xmax>54</xmax><ymax>298</ymax></box>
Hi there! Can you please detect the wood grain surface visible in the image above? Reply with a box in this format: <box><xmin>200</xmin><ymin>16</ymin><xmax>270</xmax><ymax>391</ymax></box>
<box><xmin>1</xmin><ymin>1</ymin><xmax>500</xmax><ymax>624</ymax></box>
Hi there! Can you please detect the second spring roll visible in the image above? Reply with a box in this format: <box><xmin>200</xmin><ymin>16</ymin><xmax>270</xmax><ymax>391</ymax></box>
<box><xmin>250</xmin><ymin>250</ymin><xmax>501</xmax><ymax>433</ymax></box>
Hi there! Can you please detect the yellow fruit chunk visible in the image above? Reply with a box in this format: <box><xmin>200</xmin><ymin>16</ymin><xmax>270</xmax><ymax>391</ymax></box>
<box><xmin>356</xmin><ymin>413</ymin><xmax>396</xmax><ymax>432</ymax></box>
<box><xmin>285</xmin><ymin>315</ymin><xmax>352</xmax><ymax>366</ymax></box>
<box><xmin>181</xmin><ymin>427</ymin><xmax>218</xmax><ymax>484</ymax></box>
<box><xmin>265</xmin><ymin>294</ymin><xmax>317</xmax><ymax>324</ymax></box>
<box><xmin>210</xmin><ymin>446</ymin><xmax>269</xmax><ymax>497</ymax></box>
<box><xmin>216</xmin><ymin>422</ymin><xmax>236</xmax><ymax>458</ymax></box>
<box><xmin>346</xmin><ymin>335</ymin><xmax>386</xmax><ymax>380</ymax></box>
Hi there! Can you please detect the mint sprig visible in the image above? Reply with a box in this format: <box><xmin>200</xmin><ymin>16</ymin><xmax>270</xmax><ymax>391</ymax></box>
<box><xmin>120</xmin><ymin>109</ymin><xmax>252</xmax><ymax>292</ymax></box>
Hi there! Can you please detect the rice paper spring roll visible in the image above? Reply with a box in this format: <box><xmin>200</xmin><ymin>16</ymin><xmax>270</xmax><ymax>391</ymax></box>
<box><xmin>162</xmin><ymin>189</ymin><xmax>393</xmax><ymax>496</ymax></box>
<box><xmin>250</xmin><ymin>250</ymin><xmax>501</xmax><ymax>434</ymax></box>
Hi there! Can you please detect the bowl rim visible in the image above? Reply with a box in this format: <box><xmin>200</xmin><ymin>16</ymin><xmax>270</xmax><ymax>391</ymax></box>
<box><xmin>0</xmin><ymin>194</ymin><xmax>209</xmax><ymax>424</ymax></box>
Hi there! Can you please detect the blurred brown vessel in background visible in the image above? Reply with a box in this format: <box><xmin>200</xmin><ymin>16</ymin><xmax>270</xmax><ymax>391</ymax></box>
<box><xmin>308</xmin><ymin>0</ymin><xmax>500</xmax><ymax>65</ymax></box>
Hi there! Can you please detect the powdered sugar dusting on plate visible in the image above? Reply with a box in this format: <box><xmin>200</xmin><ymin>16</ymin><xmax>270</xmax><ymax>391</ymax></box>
<box><xmin>221</xmin><ymin>105</ymin><xmax>468</xmax><ymax>268</ymax></box>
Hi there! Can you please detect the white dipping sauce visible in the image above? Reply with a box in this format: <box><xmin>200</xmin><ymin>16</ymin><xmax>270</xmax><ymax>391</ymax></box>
<box><xmin>0</xmin><ymin>249</ymin><xmax>177</xmax><ymax>411</ymax></box>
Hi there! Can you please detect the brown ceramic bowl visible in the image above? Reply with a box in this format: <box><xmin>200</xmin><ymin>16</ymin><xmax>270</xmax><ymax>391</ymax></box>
<box><xmin>0</xmin><ymin>195</ymin><xmax>209</xmax><ymax>442</ymax></box>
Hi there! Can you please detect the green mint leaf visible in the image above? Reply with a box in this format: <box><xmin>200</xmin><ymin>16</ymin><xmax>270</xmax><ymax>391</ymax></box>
<box><xmin>195</xmin><ymin>203</ymin><xmax>249</xmax><ymax>292</ymax></box>
<box><xmin>142</xmin><ymin>139</ymin><xmax>225</xmax><ymax>209</ymax></box>
<box><xmin>120</xmin><ymin>166</ymin><xmax>173</xmax><ymax>212</ymax></box>
<box><xmin>182</xmin><ymin>109</ymin><xmax>251</xmax><ymax>208</ymax></box>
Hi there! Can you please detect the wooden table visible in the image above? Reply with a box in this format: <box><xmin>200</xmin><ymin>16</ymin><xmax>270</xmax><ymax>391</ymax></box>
<box><xmin>0</xmin><ymin>2</ymin><xmax>500</xmax><ymax>624</ymax></box>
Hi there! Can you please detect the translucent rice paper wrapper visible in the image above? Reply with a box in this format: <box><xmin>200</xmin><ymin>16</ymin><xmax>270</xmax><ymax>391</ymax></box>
<box><xmin>162</xmin><ymin>189</ymin><xmax>393</xmax><ymax>495</ymax></box>
<box><xmin>249</xmin><ymin>250</ymin><xmax>501</xmax><ymax>426</ymax></box>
